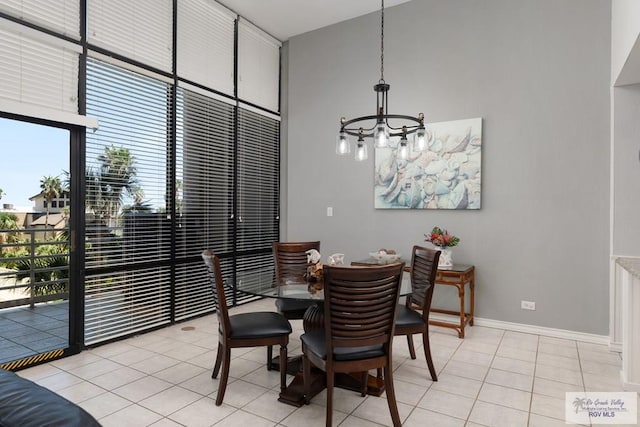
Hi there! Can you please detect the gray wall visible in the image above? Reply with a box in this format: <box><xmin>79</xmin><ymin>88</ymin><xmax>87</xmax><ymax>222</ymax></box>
<box><xmin>284</xmin><ymin>0</ymin><xmax>611</xmax><ymax>334</ymax></box>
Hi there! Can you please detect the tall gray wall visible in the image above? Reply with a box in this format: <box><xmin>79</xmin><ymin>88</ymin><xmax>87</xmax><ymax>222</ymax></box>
<box><xmin>284</xmin><ymin>0</ymin><xmax>611</xmax><ymax>334</ymax></box>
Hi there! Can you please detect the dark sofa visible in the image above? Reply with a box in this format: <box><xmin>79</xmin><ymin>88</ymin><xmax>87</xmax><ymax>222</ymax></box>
<box><xmin>0</xmin><ymin>369</ymin><xmax>101</xmax><ymax>427</ymax></box>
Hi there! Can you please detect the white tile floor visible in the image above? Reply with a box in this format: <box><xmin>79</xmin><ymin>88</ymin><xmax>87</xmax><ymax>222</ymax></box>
<box><xmin>17</xmin><ymin>299</ymin><xmax>639</xmax><ymax>426</ymax></box>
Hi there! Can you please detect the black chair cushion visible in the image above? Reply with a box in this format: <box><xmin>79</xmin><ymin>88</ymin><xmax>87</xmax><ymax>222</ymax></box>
<box><xmin>227</xmin><ymin>312</ymin><xmax>292</xmax><ymax>339</ymax></box>
<box><xmin>0</xmin><ymin>368</ymin><xmax>101</xmax><ymax>427</ymax></box>
<box><xmin>395</xmin><ymin>305</ymin><xmax>425</xmax><ymax>328</ymax></box>
<box><xmin>275</xmin><ymin>298</ymin><xmax>315</xmax><ymax>319</ymax></box>
<box><xmin>301</xmin><ymin>332</ymin><xmax>384</xmax><ymax>361</ymax></box>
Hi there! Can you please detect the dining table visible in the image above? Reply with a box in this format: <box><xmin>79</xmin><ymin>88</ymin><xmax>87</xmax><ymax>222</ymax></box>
<box><xmin>236</xmin><ymin>263</ymin><xmax>411</xmax><ymax>407</ymax></box>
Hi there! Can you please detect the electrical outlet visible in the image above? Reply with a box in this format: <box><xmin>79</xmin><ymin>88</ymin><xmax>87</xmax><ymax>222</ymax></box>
<box><xmin>521</xmin><ymin>300</ymin><xmax>536</xmax><ymax>310</ymax></box>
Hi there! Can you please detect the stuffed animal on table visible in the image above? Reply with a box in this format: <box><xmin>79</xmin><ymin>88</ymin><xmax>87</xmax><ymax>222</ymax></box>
<box><xmin>304</xmin><ymin>248</ymin><xmax>324</xmax><ymax>285</ymax></box>
<box><xmin>306</xmin><ymin>262</ymin><xmax>324</xmax><ymax>294</ymax></box>
<box><xmin>327</xmin><ymin>253</ymin><xmax>345</xmax><ymax>266</ymax></box>
<box><xmin>305</xmin><ymin>249</ymin><xmax>321</xmax><ymax>264</ymax></box>
<box><xmin>305</xmin><ymin>261</ymin><xmax>324</xmax><ymax>283</ymax></box>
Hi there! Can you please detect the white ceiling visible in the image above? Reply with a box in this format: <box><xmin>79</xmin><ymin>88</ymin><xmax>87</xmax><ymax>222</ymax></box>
<box><xmin>218</xmin><ymin>0</ymin><xmax>413</xmax><ymax>41</ymax></box>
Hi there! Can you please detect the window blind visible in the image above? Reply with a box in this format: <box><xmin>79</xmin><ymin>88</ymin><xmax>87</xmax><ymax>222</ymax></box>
<box><xmin>237</xmin><ymin>19</ymin><xmax>281</xmax><ymax>112</ymax></box>
<box><xmin>0</xmin><ymin>22</ymin><xmax>79</xmax><ymax>116</ymax></box>
<box><xmin>0</xmin><ymin>0</ymin><xmax>80</xmax><ymax>39</ymax></box>
<box><xmin>84</xmin><ymin>58</ymin><xmax>172</xmax><ymax>344</ymax></box>
<box><xmin>175</xmin><ymin>85</ymin><xmax>234</xmax><ymax>258</ymax></box>
<box><xmin>174</xmin><ymin>85</ymin><xmax>235</xmax><ymax>320</ymax></box>
<box><xmin>87</xmin><ymin>0</ymin><xmax>173</xmax><ymax>72</ymax></box>
<box><xmin>236</xmin><ymin>106</ymin><xmax>280</xmax><ymax>291</ymax></box>
<box><xmin>177</xmin><ymin>0</ymin><xmax>235</xmax><ymax>96</ymax></box>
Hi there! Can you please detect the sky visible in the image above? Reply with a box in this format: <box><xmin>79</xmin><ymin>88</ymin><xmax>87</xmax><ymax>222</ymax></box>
<box><xmin>0</xmin><ymin>117</ymin><xmax>70</xmax><ymax>209</ymax></box>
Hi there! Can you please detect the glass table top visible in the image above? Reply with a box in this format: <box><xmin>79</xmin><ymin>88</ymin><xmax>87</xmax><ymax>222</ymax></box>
<box><xmin>237</xmin><ymin>273</ymin><xmax>412</xmax><ymax>301</ymax></box>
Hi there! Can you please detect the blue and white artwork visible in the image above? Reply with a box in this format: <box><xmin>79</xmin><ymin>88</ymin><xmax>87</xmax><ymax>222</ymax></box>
<box><xmin>374</xmin><ymin>118</ymin><xmax>482</xmax><ymax>209</ymax></box>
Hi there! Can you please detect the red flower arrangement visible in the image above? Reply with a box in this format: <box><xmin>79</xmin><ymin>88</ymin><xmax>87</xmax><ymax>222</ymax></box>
<box><xmin>425</xmin><ymin>226</ymin><xmax>460</xmax><ymax>248</ymax></box>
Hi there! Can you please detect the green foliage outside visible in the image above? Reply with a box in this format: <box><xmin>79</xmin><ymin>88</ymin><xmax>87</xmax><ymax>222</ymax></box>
<box><xmin>0</xmin><ymin>233</ymin><xmax>69</xmax><ymax>296</ymax></box>
<box><xmin>0</xmin><ymin>212</ymin><xmax>21</xmax><ymax>257</ymax></box>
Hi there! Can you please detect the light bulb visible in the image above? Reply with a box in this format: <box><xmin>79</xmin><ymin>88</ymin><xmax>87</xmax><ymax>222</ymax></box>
<box><xmin>414</xmin><ymin>126</ymin><xmax>427</xmax><ymax>152</ymax></box>
<box><xmin>355</xmin><ymin>140</ymin><xmax>368</xmax><ymax>161</ymax></box>
<box><xmin>335</xmin><ymin>131</ymin><xmax>350</xmax><ymax>155</ymax></box>
<box><xmin>373</xmin><ymin>123</ymin><xmax>389</xmax><ymax>148</ymax></box>
<box><xmin>398</xmin><ymin>137</ymin><xmax>409</xmax><ymax>160</ymax></box>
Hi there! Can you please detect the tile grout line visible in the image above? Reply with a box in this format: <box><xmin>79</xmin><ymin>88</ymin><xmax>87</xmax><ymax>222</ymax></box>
<box><xmin>526</xmin><ymin>332</ymin><xmax>540</xmax><ymax>427</ymax></box>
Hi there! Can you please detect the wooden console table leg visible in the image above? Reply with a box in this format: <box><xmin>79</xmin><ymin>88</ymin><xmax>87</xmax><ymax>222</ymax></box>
<box><xmin>469</xmin><ymin>272</ymin><xmax>475</xmax><ymax>326</ymax></box>
<box><xmin>457</xmin><ymin>284</ymin><xmax>465</xmax><ymax>338</ymax></box>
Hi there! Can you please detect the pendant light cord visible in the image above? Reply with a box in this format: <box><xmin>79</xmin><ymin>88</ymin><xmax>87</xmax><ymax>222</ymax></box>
<box><xmin>380</xmin><ymin>0</ymin><xmax>384</xmax><ymax>83</ymax></box>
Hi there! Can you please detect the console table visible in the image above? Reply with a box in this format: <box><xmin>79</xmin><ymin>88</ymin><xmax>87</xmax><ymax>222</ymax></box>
<box><xmin>430</xmin><ymin>264</ymin><xmax>475</xmax><ymax>338</ymax></box>
<box><xmin>351</xmin><ymin>259</ymin><xmax>475</xmax><ymax>338</ymax></box>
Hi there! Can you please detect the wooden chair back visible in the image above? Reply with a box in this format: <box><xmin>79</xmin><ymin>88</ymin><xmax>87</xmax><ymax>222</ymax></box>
<box><xmin>323</xmin><ymin>263</ymin><xmax>405</xmax><ymax>357</ymax></box>
<box><xmin>201</xmin><ymin>250</ymin><xmax>231</xmax><ymax>338</ymax></box>
<box><xmin>273</xmin><ymin>241</ymin><xmax>320</xmax><ymax>285</ymax></box>
<box><xmin>408</xmin><ymin>245</ymin><xmax>440</xmax><ymax>317</ymax></box>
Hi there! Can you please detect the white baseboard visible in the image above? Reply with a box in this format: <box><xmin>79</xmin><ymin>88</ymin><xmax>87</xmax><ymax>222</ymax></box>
<box><xmin>621</xmin><ymin>371</ymin><xmax>640</xmax><ymax>392</ymax></box>
<box><xmin>609</xmin><ymin>342</ymin><xmax>623</xmax><ymax>353</ymax></box>
<box><xmin>429</xmin><ymin>313</ymin><xmax>611</xmax><ymax>346</ymax></box>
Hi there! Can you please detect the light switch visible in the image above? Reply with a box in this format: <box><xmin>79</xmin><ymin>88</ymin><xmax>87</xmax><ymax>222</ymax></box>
<box><xmin>327</xmin><ymin>207</ymin><xmax>333</xmax><ymax>217</ymax></box>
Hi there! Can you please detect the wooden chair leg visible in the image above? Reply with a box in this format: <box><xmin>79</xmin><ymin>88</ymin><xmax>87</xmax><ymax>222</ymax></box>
<box><xmin>212</xmin><ymin>344</ymin><xmax>223</xmax><ymax>379</ymax></box>
<box><xmin>215</xmin><ymin>347</ymin><xmax>231</xmax><ymax>406</ymax></box>
<box><xmin>360</xmin><ymin>371</ymin><xmax>367</xmax><ymax>397</ymax></box>
<box><xmin>383</xmin><ymin>365</ymin><xmax>402</xmax><ymax>427</ymax></box>
<box><xmin>363</xmin><ymin>368</ymin><xmax>382</xmax><ymax>394</ymax></box>
<box><xmin>326</xmin><ymin>371</ymin><xmax>334</xmax><ymax>427</ymax></box>
<box><xmin>406</xmin><ymin>334</ymin><xmax>417</xmax><ymax>359</ymax></box>
<box><xmin>279</xmin><ymin>344</ymin><xmax>287</xmax><ymax>392</ymax></box>
<box><xmin>422</xmin><ymin>331</ymin><xmax>438</xmax><ymax>381</ymax></box>
<box><xmin>302</xmin><ymin>354</ymin><xmax>311</xmax><ymax>405</ymax></box>
<box><xmin>267</xmin><ymin>345</ymin><xmax>273</xmax><ymax>371</ymax></box>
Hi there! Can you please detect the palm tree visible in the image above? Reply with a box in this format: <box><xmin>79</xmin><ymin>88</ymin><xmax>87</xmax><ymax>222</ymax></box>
<box><xmin>96</xmin><ymin>145</ymin><xmax>138</xmax><ymax>222</ymax></box>
<box><xmin>85</xmin><ymin>166</ymin><xmax>106</xmax><ymax>220</ymax></box>
<box><xmin>122</xmin><ymin>186</ymin><xmax>152</xmax><ymax>213</ymax></box>
<box><xmin>40</xmin><ymin>175</ymin><xmax>62</xmax><ymax>239</ymax></box>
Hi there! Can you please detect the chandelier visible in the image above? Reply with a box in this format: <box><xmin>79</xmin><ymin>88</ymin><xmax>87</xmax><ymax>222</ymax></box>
<box><xmin>336</xmin><ymin>0</ymin><xmax>426</xmax><ymax>162</ymax></box>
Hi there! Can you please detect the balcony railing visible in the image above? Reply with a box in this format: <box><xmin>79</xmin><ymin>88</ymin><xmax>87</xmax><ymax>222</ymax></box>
<box><xmin>0</xmin><ymin>227</ymin><xmax>69</xmax><ymax>309</ymax></box>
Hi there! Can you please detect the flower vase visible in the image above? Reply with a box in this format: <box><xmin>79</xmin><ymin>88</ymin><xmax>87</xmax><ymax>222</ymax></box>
<box><xmin>437</xmin><ymin>247</ymin><xmax>453</xmax><ymax>268</ymax></box>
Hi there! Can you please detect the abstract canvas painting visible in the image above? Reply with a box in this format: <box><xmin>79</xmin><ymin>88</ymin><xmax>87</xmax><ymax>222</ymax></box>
<box><xmin>374</xmin><ymin>118</ymin><xmax>482</xmax><ymax>209</ymax></box>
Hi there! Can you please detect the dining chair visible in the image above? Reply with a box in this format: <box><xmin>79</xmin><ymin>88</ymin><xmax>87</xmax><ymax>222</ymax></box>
<box><xmin>301</xmin><ymin>263</ymin><xmax>405</xmax><ymax>427</ymax></box>
<box><xmin>394</xmin><ymin>245</ymin><xmax>440</xmax><ymax>381</ymax></box>
<box><xmin>269</xmin><ymin>241</ymin><xmax>320</xmax><ymax>368</ymax></box>
<box><xmin>202</xmin><ymin>250</ymin><xmax>292</xmax><ymax>406</ymax></box>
